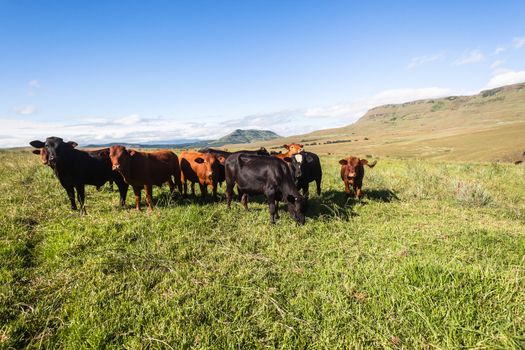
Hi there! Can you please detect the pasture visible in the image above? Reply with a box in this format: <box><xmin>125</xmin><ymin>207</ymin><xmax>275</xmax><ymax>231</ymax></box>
<box><xmin>1</xmin><ymin>149</ymin><xmax>524</xmax><ymax>348</ymax></box>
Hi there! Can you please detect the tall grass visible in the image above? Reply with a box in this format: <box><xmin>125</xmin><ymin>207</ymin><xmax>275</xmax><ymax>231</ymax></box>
<box><xmin>1</xmin><ymin>150</ymin><xmax>524</xmax><ymax>348</ymax></box>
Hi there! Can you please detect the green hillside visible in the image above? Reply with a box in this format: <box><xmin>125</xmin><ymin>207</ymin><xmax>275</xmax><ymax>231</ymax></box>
<box><xmin>243</xmin><ymin>83</ymin><xmax>525</xmax><ymax>162</ymax></box>
<box><xmin>208</xmin><ymin>129</ymin><xmax>280</xmax><ymax>147</ymax></box>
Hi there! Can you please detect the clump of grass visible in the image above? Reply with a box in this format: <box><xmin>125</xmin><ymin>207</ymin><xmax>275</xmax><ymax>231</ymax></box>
<box><xmin>452</xmin><ymin>179</ymin><xmax>492</xmax><ymax>206</ymax></box>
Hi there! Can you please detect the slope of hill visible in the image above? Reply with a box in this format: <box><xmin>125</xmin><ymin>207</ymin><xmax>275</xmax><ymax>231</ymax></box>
<box><xmin>240</xmin><ymin>83</ymin><xmax>525</xmax><ymax>162</ymax></box>
<box><xmin>207</xmin><ymin>129</ymin><xmax>280</xmax><ymax>147</ymax></box>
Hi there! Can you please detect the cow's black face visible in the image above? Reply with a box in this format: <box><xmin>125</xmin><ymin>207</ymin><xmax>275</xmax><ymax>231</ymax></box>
<box><xmin>287</xmin><ymin>195</ymin><xmax>305</xmax><ymax>225</ymax></box>
<box><xmin>292</xmin><ymin>153</ymin><xmax>305</xmax><ymax>178</ymax></box>
<box><xmin>44</xmin><ymin>137</ymin><xmax>65</xmax><ymax>166</ymax></box>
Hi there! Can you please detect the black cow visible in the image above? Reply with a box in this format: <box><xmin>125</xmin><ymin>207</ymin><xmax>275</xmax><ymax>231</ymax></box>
<box><xmin>30</xmin><ymin>137</ymin><xmax>128</xmax><ymax>214</ymax></box>
<box><xmin>284</xmin><ymin>151</ymin><xmax>322</xmax><ymax>199</ymax></box>
<box><xmin>198</xmin><ymin>147</ymin><xmax>270</xmax><ymax>185</ymax></box>
<box><xmin>224</xmin><ymin>153</ymin><xmax>305</xmax><ymax>225</ymax></box>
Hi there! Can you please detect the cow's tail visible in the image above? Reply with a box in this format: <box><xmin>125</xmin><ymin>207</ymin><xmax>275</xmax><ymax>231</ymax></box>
<box><xmin>366</xmin><ymin>160</ymin><xmax>377</xmax><ymax>168</ymax></box>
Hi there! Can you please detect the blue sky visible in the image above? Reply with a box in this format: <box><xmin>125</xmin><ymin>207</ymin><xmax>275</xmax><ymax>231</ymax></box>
<box><xmin>1</xmin><ymin>0</ymin><xmax>525</xmax><ymax>146</ymax></box>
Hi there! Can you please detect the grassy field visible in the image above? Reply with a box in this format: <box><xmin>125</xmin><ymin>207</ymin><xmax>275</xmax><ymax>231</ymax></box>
<box><xmin>1</xmin><ymin>149</ymin><xmax>525</xmax><ymax>348</ymax></box>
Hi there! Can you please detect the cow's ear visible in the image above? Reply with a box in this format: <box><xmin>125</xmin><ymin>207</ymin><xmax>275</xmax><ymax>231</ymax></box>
<box><xmin>360</xmin><ymin>159</ymin><xmax>369</xmax><ymax>165</ymax></box>
<box><xmin>67</xmin><ymin>141</ymin><xmax>78</xmax><ymax>148</ymax></box>
<box><xmin>32</xmin><ymin>150</ymin><xmax>41</xmax><ymax>155</ymax></box>
<box><xmin>30</xmin><ymin>140</ymin><xmax>45</xmax><ymax>148</ymax></box>
<box><xmin>217</xmin><ymin>155</ymin><xmax>226</xmax><ymax>165</ymax></box>
<box><xmin>194</xmin><ymin>157</ymin><xmax>204</xmax><ymax>164</ymax></box>
<box><xmin>298</xmin><ymin>144</ymin><xmax>304</xmax><ymax>149</ymax></box>
<box><xmin>339</xmin><ymin>159</ymin><xmax>348</xmax><ymax>165</ymax></box>
<box><xmin>283</xmin><ymin>157</ymin><xmax>293</xmax><ymax>163</ymax></box>
<box><xmin>283</xmin><ymin>144</ymin><xmax>290</xmax><ymax>150</ymax></box>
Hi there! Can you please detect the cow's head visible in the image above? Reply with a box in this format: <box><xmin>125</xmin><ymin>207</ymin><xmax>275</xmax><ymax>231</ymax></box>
<box><xmin>287</xmin><ymin>194</ymin><xmax>306</xmax><ymax>225</ymax></box>
<box><xmin>284</xmin><ymin>152</ymin><xmax>314</xmax><ymax>179</ymax></box>
<box><xmin>193</xmin><ymin>153</ymin><xmax>226</xmax><ymax>184</ymax></box>
<box><xmin>109</xmin><ymin>145</ymin><xmax>134</xmax><ymax>173</ymax></box>
<box><xmin>257</xmin><ymin>147</ymin><xmax>270</xmax><ymax>156</ymax></box>
<box><xmin>339</xmin><ymin>157</ymin><xmax>366</xmax><ymax>183</ymax></box>
<box><xmin>30</xmin><ymin>137</ymin><xmax>77</xmax><ymax>167</ymax></box>
<box><xmin>283</xmin><ymin>143</ymin><xmax>304</xmax><ymax>155</ymax></box>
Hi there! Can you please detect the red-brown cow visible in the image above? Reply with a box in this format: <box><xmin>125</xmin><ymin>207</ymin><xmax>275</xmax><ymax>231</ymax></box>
<box><xmin>273</xmin><ymin>143</ymin><xmax>304</xmax><ymax>160</ymax></box>
<box><xmin>109</xmin><ymin>145</ymin><xmax>182</xmax><ymax>211</ymax></box>
<box><xmin>179</xmin><ymin>151</ymin><xmax>225</xmax><ymax>198</ymax></box>
<box><xmin>339</xmin><ymin>156</ymin><xmax>377</xmax><ymax>199</ymax></box>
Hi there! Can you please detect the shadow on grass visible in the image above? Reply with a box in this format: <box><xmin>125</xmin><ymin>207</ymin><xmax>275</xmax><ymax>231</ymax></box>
<box><xmin>304</xmin><ymin>190</ymin><xmax>357</xmax><ymax>220</ymax></box>
<box><xmin>364</xmin><ymin>188</ymin><xmax>399</xmax><ymax>202</ymax></box>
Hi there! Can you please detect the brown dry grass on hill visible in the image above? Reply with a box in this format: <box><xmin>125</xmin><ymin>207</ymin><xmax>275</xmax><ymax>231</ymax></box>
<box><xmin>232</xmin><ymin>83</ymin><xmax>525</xmax><ymax>162</ymax></box>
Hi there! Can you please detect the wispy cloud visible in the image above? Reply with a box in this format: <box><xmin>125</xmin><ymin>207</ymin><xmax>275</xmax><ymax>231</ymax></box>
<box><xmin>28</xmin><ymin>80</ymin><xmax>40</xmax><ymax>88</ymax></box>
<box><xmin>493</xmin><ymin>47</ymin><xmax>506</xmax><ymax>55</ymax></box>
<box><xmin>453</xmin><ymin>49</ymin><xmax>485</xmax><ymax>65</ymax></box>
<box><xmin>485</xmin><ymin>70</ymin><xmax>525</xmax><ymax>90</ymax></box>
<box><xmin>407</xmin><ymin>52</ymin><xmax>445</xmax><ymax>69</ymax></box>
<box><xmin>513</xmin><ymin>36</ymin><xmax>525</xmax><ymax>49</ymax></box>
<box><xmin>14</xmin><ymin>105</ymin><xmax>36</xmax><ymax>115</ymax></box>
<box><xmin>27</xmin><ymin>79</ymin><xmax>40</xmax><ymax>96</ymax></box>
<box><xmin>490</xmin><ymin>60</ymin><xmax>505</xmax><ymax>69</ymax></box>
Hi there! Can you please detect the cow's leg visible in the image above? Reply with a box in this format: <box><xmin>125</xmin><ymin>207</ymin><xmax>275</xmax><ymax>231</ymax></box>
<box><xmin>275</xmin><ymin>200</ymin><xmax>280</xmax><ymax>219</ymax></box>
<box><xmin>225</xmin><ymin>179</ymin><xmax>235</xmax><ymax>209</ymax></box>
<box><xmin>145</xmin><ymin>184</ymin><xmax>154</xmax><ymax>211</ymax></box>
<box><xmin>133</xmin><ymin>185</ymin><xmax>142</xmax><ymax>210</ymax></box>
<box><xmin>176</xmin><ymin>177</ymin><xmax>183</xmax><ymax>195</ymax></box>
<box><xmin>181</xmin><ymin>173</ymin><xmax>187</xmax><ymax>197</ymax></box>
<box><xmin>108</xmin><ymin>180</ymin><xmax>114</xmax><ymax>192</ymax></box>
<box><xmin>354</xmin><ymin>185</ymin><xmax>362</xmax><ymax>200</ymax></box>
<box><xmin>316</xmin><ymin>177</ymin><xmax>321</xmax><ymax>196</ymax></box>
<box><xmin>76</xmin><ymin>184</ymin><xmax>86</xmax><ymax>215</ymax></box>
<box><xmin>212</xmin><ymin>182</ymin><xmax>218</xmax><ymax>200</ymax></box>
<box><xmin>267</xmin><ymin>193</ymin><xmax>277</xmax><ymax>224</ymax></box>
<box><xmin>344</xmin><ymin>180</ymin><xmax>351</xmax><ymax>196</ymax></box>
<box><xmin>117</xmin><ymin>182</ymin><xmax>128</xmax><ymax>207</ymax></box>
<box><xmin>241</xmin><ymin>193</ymin><xmax>249</xmax><ymax>210</ymax></box>
<box><xmin>302</xmin><ymin>183</ymin><xmax>310</xmax><ymax>201</ymax></box>
<box><xmin>65</xmin><ymin>186</ymin><xmax>77</xmax><ymax>210</ymax></box>
<box><xmin>199</xmin><ymin>183</ymin><xmax>208</xmax><ymax>199</ymax></box>
<box><xmin>167</xmin><ymin>178</ymin><xmax>175</xmax><ymax>197</ymax></box>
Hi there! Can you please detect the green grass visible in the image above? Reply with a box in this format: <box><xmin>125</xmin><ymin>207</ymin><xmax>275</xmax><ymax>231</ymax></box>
<box><xmin>1</xmin><ymin>149</ymin><xmax>525</xmax><ymax>348</ymax></box>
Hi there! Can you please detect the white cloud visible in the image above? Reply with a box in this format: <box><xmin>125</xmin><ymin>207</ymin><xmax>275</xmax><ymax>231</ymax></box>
<box><xmin>14</xmin><ymin>105</ymin><xmax>36</xmax><ymax>115</ymax></box>
<box><xmin>28</xmin><ymin>80</ymin><xmax>40</xmax><ymax>88</ymax></box>
<box><xmin>513</xmin><ymin>36</ymin><xmax>525</xmax><ymax>49</ymax></box>
<box><xmin>493</xmin><ymin>47</ymin><xmax>506</xmax><ymax>55</ymax></box>
<box><xmin>453</xmin><ymin>49</ymin><xmax>485</xmax><ymax>65</ymax></box>
<box><xmin>485</xmin><ymin>70</ymin><xmax>525</xmax><ymax>89</ymax></box>
<box><xmin>407</xmin><ymin>53</ymin><xmax>445</xmax><ymax>69</ymax></box>
<box><xmin>490</xmin><ymin>60</ymin><xmax>505</xmax><ymax>69</ymax></box>
<box><xmin>114</xmin><ymin>114</ymin><xmax>141</xmax><ymax>125</ymax></box>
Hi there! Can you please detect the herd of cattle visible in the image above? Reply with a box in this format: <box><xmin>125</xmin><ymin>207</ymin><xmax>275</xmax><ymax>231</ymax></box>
<box><xmin>29</xmin><ymin>137</ymin><xmax>377</xmax><ymax>225</ymax></box>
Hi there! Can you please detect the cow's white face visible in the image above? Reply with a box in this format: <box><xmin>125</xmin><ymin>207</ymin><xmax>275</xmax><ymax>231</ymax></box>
<box><xmin>294</xmin><ymin>153</ymin><xmax>303</xmax><ymax>164</ymax></box>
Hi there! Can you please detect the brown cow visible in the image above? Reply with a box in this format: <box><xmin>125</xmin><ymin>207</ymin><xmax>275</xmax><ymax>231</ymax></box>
<box><xmin>273</xmin><ymin>143</ymin><xmax>304</xmax><ymax>160</ymax></box>
<box><xmin>109</xmin><ymin>146</ymin><xmax>182</xmax><ymax>211</ymax></box>
<box><xmin>179</xmin><ymin>151</ymin><xmax>225</xmax><ymax>198</ymax></box>
<box><xmin>339</xmin><ymin>156</ymin><xmax>377</xmax><ymax>199</ymax></box>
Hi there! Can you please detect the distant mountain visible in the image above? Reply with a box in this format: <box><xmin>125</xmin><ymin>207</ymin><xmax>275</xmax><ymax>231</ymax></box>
<box><xmin>83</xmin><ymin>129</ymin><xmax>280</xmax><ymax>149</ymax></box>
<box><xmin>207</xmin><ymin>129</ymin><xmax>280</xmax><ymax>147</ymax></box>
<box><xmin>244</xmin><ymin>82</ymin><xmax>525</xmax><ymax>162</ymax></box>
